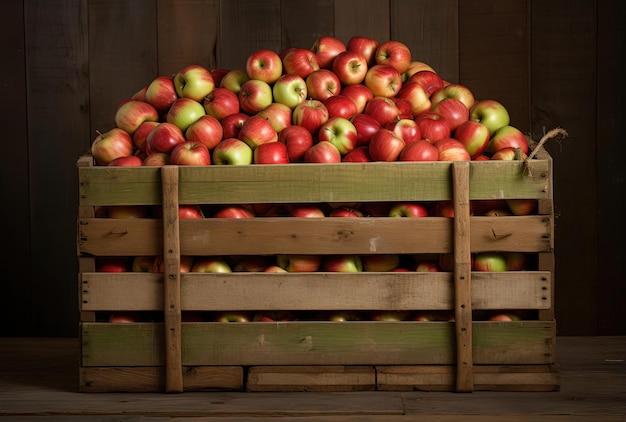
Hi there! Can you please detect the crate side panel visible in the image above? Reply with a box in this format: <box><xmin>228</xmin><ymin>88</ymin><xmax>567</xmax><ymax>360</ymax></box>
<box><xmin>79</xmin><ymin>166</ymin><xmax>162</xmax><ymax>206</ymax></box>
<box><xmin>177</xmin><ymin>163</ymin><xmax>454</xmax><ymax>204</ymax></box>
<box><xmin>78</xmin><ymin>218</ymin><xmax>162</xmax><ymax>256</ymax></box>
<box><xmin>246</xmin><ymin>366</ymin><xmax>376</xmax><ymax>392</ymax></box>
<box><xmin>468</xmin><ymin>159</ymin><xmax>551</xmax><ymax>200</ymax></box>
<box><xmin>181</xmin><ymin>217</ymin><xmax>453</xmax><ymax>255</ymax></box>
<box><xmin>182</xmin><ymin>322</ymin><xmax>456</xmax><ymax>366</ymax></box>
<box><xmin>80</xmin><ymin>366</ymin><xmax>243</xmax><ymax>393</ymax></box>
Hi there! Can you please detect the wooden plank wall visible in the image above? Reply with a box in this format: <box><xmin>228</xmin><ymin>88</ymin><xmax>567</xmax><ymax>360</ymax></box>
<box><xmin>1</xmin><ymin>0</ymin><xmax>623</xmax><ymax>336</ymax></box>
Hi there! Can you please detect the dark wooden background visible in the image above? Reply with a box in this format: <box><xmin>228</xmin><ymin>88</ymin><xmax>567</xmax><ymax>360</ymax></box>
<box><xmin>1</xmin><ymin>0</ymin><xmax>623</xmax><ymax>337</ymax></box>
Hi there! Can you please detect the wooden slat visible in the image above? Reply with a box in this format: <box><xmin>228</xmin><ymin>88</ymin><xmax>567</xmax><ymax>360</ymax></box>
<box><xmin>80</xmin><ymin>366</ymin><xmax>243</xmax><ymax>393</ymax></box>
<box><xmin>156</xmin><ymin>0</ymin><xmax>220</xmax><ymax>76</ymax></box>
<box><xmin>392</xmin><ymin>0</ymin><xmax>460</xmax><ymax>83</ymax></box>
<box><xmin>459</xmin><ymin>0</ymin><xmax>530</xmax><ymax>131</ymax></box>
<box><xmin>77</xmin><ymin>159</ymin><xmax>551</xmax><ymax>206</ymax></box>
<box><xmin>25</xmin><ymin>0</ymin><xmax>90</xmax><ymax>338</ymax></box>
<box><xmin>247</xmin><ymin>366</ymin><xmax>376</xmax><ymax>392</ymax></box>
<box><xmin>81</xmin><ymin>321</ymin><xmax>555</xmax><ymax>367</ymax></box>
<box><xmin>376</xmin><ymin>364</ymin><xmax>559</xmax><ymax>392</ymax></box>
<box><xmin>452</xmin><ymin>161</ymin><xmax>473</xmax><ymax>392</ymax></box>
<box><xmin>77</xmin><ymin>215</ymin><xmax>551</xmax><ymax>256</ymax></box>
<box><xmin>219</xmin><ymin>0</ymin><xmax>281</xmax><ymax>69</ymax></box>
<box><xmin>334</xmin><ymin>0</ymin><xmax>390</xmax><ymax>45</ymax></box>
<box><xmin>280</xmin><ymin>0</ymin><xmax>334</xmax><ymax>51</ymax></box>
<box><xmin>88</xmin><ymin>0</ymin><xmax>157</xmax><ymax>134</ymax></box>
<box><xmin>161</xmin><ymin>166</ymin><xmax>183</xmax><ymax>393</ymax></box>
<box><xmin>80</xmin><ymin>271</ymin><xmax>552</xmax><ymax>311</ymax></box>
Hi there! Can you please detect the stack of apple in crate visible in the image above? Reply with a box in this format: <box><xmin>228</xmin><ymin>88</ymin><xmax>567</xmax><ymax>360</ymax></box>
<box><xmin>78</xmin><ymin>35</ymin><xmax>558</xmax><ymax>393</ymax></box>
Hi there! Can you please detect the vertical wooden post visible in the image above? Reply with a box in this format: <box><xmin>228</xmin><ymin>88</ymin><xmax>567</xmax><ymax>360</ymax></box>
<box><xmin>452</xmin><ymin>161</ymin><xmax>473</xmax><ymax>392</ymax></box>
<box><xmin>161</xmin><ymin>165</ymin><xmax>183</xmax><ymax>393</ymax></box>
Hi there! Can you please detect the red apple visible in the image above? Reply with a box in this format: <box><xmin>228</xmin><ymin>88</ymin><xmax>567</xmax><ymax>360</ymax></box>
<box><xmin>256</xmin><ymin>102</ymin><xmax>292</xmax><ymax>133</ymax></box>
<box><xmin>364</xmin><ymin>64</ymin><xmax>403</xmax><ymax>98</ymax></box>
<box><xmin>473</xmin><ymin>252</ymin><xmax>508</xmax><ymax>272</ymax></box>
<box><xmin>454</xmin><ymin>120</ymin><xmax>491</xmax><ymax>159</ymax></box>
<box><xmin>490</xmin><ymin>146</ymin><xmax>528</xmax><ymax>161</ymax></box>
<box><xmin>385</xmin><ymin>118</ymin><xmax>421</xmax><ymax>144</ymax></box>
<box><xmin>109</xmin><ymin>312</ymin><xmax>138</xmax><ymax>323</ymax></box>
<box><xmin>166</xmin><ymin>97</ymin><xmax>206</xmax><ymax>132</ymax></box>
<box><xmin>433</xmin><ymin>137</ymin><xmax>471</xmax><ymax>161</ymax></box>
<box><xmin>292</xmin><ymin>99</ymin><xmax>329</xmax><ymax>136</ymax></box>
<box><xmin>350</xmin><ymin>113</ymin><xmax>382</xmax><ymax>146</ymax></box>
<box><xmin>415</xmin><ymin>112</ymin><xmax>452</xmax><ymax>142</ymax></box>
<box><xmin>253</xmin><ymin>141</ymin><xmax>290</xmax><ymax>164</ymax></box>
<box><xmin>220</xmin><ymin>112</ymin><xmax>249</xmax><ymax>139</ymax></box>
<box><xmin>363</xmin><ymin>96</ymin><xmax>401</xmax><ymax>126</ymax></box>
<box><xmin>323</xmin><ymin>94</ymin><xmax>358</xmax><ymax>120</ymax></box>
<box><xmin>108</xmin><ymin>155</ymin><xmax>143</xmax><ymax>167</ymax></box>
<box><xmin>170</xmin><ymin>141</ymin><xmax>211</xmax><ymax>166</ymax></box>
<box><xmin>375</xmin><ymin>40</ymin><xmax>412</xmax><ymax>73</ymax></box>
<box><xmin>184</xmin><ymin>115</ymin><xmax>223</xmax><ymax>151</ymax></box>
<box><xmin>91</xmin><ymin>128</ymin><xmax>134</xmax><ymax>165</ymax></box>
<box><xmin>245</xmin><ymin>49</ymin><xmax>283</xmax><ymax>84</ymax></box>
<box><xmin>179</xmin><ymin>204</ymin><xmax>204</xmax><ymax>219</ymax></box>
<box><xmin>398</xmin><ymin>139</ymin><xmax>439</xmax><ymax>162</ymax></box>
<box><xmin>505</xmin><ymin>252</ymin><xmax>529</xmax><ymax>271</ymax></box>
<box><xmin>361</xmin><ymin>254</ymin><xmax>400</xmax><ymax>272</ymax></box>
<box><xmin>342</xmin><ymin>145</ymin><xmax>372</xmax><ymax>162</ymax></box>
<box><xmin>146</xmin><ymin>122</ymin><xmax>186</xmax><ymax>154</ymax></box>
<box><xmin>212</xmin><ymin>138</ymin><xmax>253</xmax><ymax>165</ymax></box>
<box><xmin>114</xmin><ymin>100</ymin><xmax>159</xmax><ymax>136</ymax></box>
<box><xmin>346</xmin><ymin>35</ymin><xmax>379</xmax><ymax>66</ymax></box>
<box><xmin>173</xmin><ymin>64</ymin><xmax>215</xmax><ymax>103</ymax></box>
<box><xmin>329</xmin><ymin>206</ymin><xmax>363</xmax><ymax>218</ymax></box>
<box><xmin>341</xmin><ymin>83</ymin><xmax>374</xmax><ymax>114</ymax></box>
<box><xmin>144</xmin><ymin>75</ymin><xmax>178</xmax><ymax>114</ymax></box>
<box><xmin>321</xmin><ymin>254</ymin><xmax>363</xmax><ymax>272</ymax></box>
<box><xmin>272</xmin><ymin>73</ymin><xmax>307</xmax><ymax>109</ymax></box>
<box><xmin>287</xmin><ymin>204</ymin><xmax>326</xmax><ymax>218</ymax></box>
<box><xmin>142</xmin><ymin>152</ymin><xmax>170</xmax><ymax>166</ymax></box>
<box><xmin>132</xmin><ymin>120</ymin><xmax>160</xmax><ymax>153</ymax></box>
<box><xmin>396</xmin><ymin>81</ymin><xmax>431</xmax><ymax>116</ymax></box>
<box><xmin>332</xmin><ymin>50</ymin><xmax>368</xmax><ymax>85</ymax></box>
<box><xmin>368</xmin><ymin>128</ymin><xmax>406</xmax><ymax>162</ymax></box>
<box><xmin>219</xmin><ymin>68</ymin><xmax>250</xmax><ymax>94</ymax></box>
<box><xmin>317</xmin><ymin>117</ymin><xmax>358</xmax><ymax>155</ymax></box>
<box><xmin>238</xmin><ymin>79</ymin><xmax>273</xmax><ymax>115</ymax></box>
<box><xmin>304</xmin><ymin>141</ymin><xmax>342</xmax><ymax>163</ymax></box>
<box><xmin>404</xmin><ymin>60</ymin><xmax>437</xmax><ymax>80</ymax></box>
<box><xmin>305</xmin><ymin>69</ymin><xmax>341</xmax><ymax>101</ymax></box>
<box><xmin>232</xmin><ymin>255</ymin><xmax>271</xmax><ymax>272</ymax></box>
<box><xmin>488</xmin><ymin>312</ymin><xmax>521</xmax><ymax>322</ymax></box>
<box><xmin>281</xmin><ymin>47</ymin><xmax>320</xmax><ymax>79</ymax></box>
<box><xmin>237</xmin><ymin>115</ymin><xmax>278</xmax><ymax>150</ymax></box>
<box><xmin>407</xmin><ymin>70</ymin><xmax>444</xmax><ymax>97</ymax></box>
<box><xmin>388</xmin><ymin>202</ymin><xmax>429</xmax><ymax>217</ymax></box>
<box><xmin>107</xmin><ymin>205</ymin><xmax>149</xmax><ymax>219</ymax></box>
<box><xmin>415</xmin><ymin>261</ymin><xmax>440</xmax><ymax>272</ymax></box>
<box><xmin>505</xmin><ymin>198</ymin><xmax>537</xmax><ymax>216</ymax></box>
<box><xmin>277</xmin><ymin>254</ymin><xmax>322</xmax><ymax>272</ymax></box>
<box><xmin>213</xmin><ymin>205</ymin><xmax>255</xmax><ymax>218</ymax></box>
<box><xmin>469</xmin><ymin>99</ymin><xmax>511</xmax><ymax>135</ymax></box>
<box><xmin>132</xmin><ymin>256</ymin><xmax>156</xmax><ymax>272</ymax></box>
<box><xmin>430</xmin><ymin>83</ymin><xmax>475</xmax><ymax>110</ymax></box>
<box><xmin>191</xmin><ymin>257</ymin><xmax>232</xmax><ymax>273</ymax></box>
<box><xmin>210</xmin><ymin>68</ymin><xmax>230</xmax><ymax>86</ymax></box>
<box><xmin>277</xmin><ymin>125</ymin><xmax>314</xmax><ymax>162</ymax></box>
<box><xmin>97</xmin><ymin>256</ymin><xmax>131</xmax><ymax>272</ymax></box>
<box><xmin>430</xmin><ymin>98</ymin><xmax>470</xmax><ymax>131</ymax></box>
<box><xmin>486</xmin><ymin>125</ymin><xmax>530</xmax><ymax>155</ymax></box>
<box><xmin>311</xmin><ymin>35</ymin><xmax>346</xmax><ymax>69</ymax></box>
<box><xmin>203</xmin><ymin>87</ymin><xmax>240</xmax><ymax>120</ymax></box>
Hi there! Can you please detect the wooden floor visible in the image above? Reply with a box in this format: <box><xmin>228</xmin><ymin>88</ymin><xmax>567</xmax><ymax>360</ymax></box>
<box><xmin>0</xmin><ymin>336</ymin><xmax>624</xmax><ymax>421</ymax></box>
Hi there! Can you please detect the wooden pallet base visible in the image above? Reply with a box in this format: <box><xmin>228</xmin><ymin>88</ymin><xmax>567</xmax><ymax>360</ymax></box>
<box><xmin>80</xmin><ymin>364</ymin><xmax>560</xmax><ymax>393</ymax></box>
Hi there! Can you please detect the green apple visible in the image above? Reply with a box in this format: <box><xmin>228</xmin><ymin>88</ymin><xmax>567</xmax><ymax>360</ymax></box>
<box><xmin>469</xmin><ymin>99</ymin><xmax>511</xmax><ymax>136</ymax></box>
<box><xmin>212</xmin><ymin>138</ymin><xmax>253</xmax><ymax>165</ymax></box>
<box><xmin>173</xmin><ymin>64</ymin><xmax>215</xmax><ymax>102</ymax></box>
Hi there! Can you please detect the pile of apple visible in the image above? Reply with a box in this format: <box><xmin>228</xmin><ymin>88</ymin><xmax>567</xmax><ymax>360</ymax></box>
<box><xmin>90</xmin><ymin>35</ymin><xmax>531</xmax><ymax>167</ymax></box>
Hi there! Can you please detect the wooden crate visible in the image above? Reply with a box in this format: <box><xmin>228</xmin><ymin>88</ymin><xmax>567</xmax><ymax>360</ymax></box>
<box><xmin>77</xmin><ymin>149</ymin><xmax>558</xmax><ymax>393</ymax></box>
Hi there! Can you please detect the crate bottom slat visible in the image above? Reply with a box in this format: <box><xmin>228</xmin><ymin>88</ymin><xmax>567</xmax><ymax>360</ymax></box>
<box><xmin>79</xmin><ymin>366</ymin><xmax>243</xmax><ymax>393</ymax></box>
